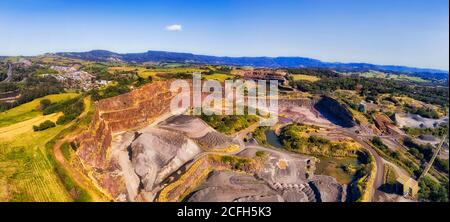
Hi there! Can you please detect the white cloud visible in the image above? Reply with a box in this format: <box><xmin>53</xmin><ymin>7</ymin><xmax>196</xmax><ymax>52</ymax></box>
<box><xmin>166</xmin><ymin>24</ymin><xmax>182</xmax><ymax>31</ymax></box>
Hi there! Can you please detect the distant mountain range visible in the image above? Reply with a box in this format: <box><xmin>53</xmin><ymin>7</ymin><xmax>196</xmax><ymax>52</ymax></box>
<box><xmin>55</xmin><ymin>50</ymin><xmax>449</xmax><ymax>80</ymax></box>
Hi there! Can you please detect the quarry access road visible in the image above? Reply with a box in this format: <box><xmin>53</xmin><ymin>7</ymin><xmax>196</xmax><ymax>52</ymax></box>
<box><xmin>244</xmin><ymin>144</ymin><xmax>309</xmax><ymax>160</ymax></box>
<box><xmin>338</xmin><ymin>128</ymin><xmax>384</xmax><ymax>201</ymax></box>
<box><xmin>233</xmin><ymin>119</ymin><xmax>385</xmax><ymax>202</ymax></box>
<box><xmin>284</xmin><ymin>122</ymin><xmax>385</xmax><ymax>200</ymax></box>
<box><xmin>2</xmin><ymin>63</ymin><xmax>13</xmax><ymax>82</ymax></box>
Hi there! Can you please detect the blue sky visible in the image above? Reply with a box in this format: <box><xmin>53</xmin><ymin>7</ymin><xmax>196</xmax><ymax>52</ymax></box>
<box><xmin>0</xmin><ymin>0</ymin><xmax>448</xmax><ymax>70</ymax></box>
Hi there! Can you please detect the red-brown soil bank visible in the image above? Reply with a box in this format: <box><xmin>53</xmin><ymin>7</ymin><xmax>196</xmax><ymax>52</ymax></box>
<box><xmin>74</xmin><ymin>81</ymin><xmax>176</xmax><ymax>197</ymax></box>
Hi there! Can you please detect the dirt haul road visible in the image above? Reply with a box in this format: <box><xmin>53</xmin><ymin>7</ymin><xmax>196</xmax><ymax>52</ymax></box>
<box><xmin>274</xmin><ymin>121</ymin><xmax>385</xmax><ymax>201</ymax></box>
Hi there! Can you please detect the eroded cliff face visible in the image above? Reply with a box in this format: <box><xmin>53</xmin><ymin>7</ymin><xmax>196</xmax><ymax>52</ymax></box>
<box><xmin>314</xmin><ymin>96</ymin><xmax>356</xmax><ymax>128</ymax></box>
<box><xmin>74</xmin><ymin>81</ymin><xmax>177</xmax><ymax>199</ymax></box>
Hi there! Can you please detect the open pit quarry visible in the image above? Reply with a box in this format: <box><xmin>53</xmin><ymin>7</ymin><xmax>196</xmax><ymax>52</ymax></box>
<box><xmin>70</xmin><ymin>82</ymin><xmax>353</xmax><ymax>202</ymax></box>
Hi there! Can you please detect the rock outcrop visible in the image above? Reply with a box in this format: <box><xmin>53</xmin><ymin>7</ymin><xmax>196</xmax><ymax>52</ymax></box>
<box><xmin>74</xmin><ymin>81</ymin><xmax>177</xmax><ymax>199</ymax></box>
<box><xmin>186</xmin><ymin>148</ymin><xmax>346</xmax><ymax>202</ymax></box>
<box><xmin>314</xmin><ymin>96</ymin><xmax>356</xmax><ymax>128</ymax></box>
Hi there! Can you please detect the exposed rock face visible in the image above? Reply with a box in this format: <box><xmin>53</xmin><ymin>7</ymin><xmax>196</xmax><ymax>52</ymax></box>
<box><xmin>278</xmin><ymin>98</ymin><xmax>334</xmax><ymax>126</ymax></box>
<box><xmin>309</xmin><ymin>175</ymin><xmax>346</xmax><ymax>202</ymax></box>
<box><xmin>235</xmin><ymin>69</ymin><xmax>288</xmax><ymax>82</ymax></box>
<box><xmin>187</xmin><ymin>147</ymin><xmax>347</xmax><ymax>202</ymax></box>
<box><xmin>129</xmin><ymin>128</ymin><xmax>202</xmax><ymax>201</ymax></box>
<box><xmin>186</xmin><ymin>164</ymin><xmax>346</xmax><ymax>202</ymax></box>
<box><xmin>186</xmin><ymin>171</ymin><xmax>283</xmax><ymax>202</ymax></box>
<box><xmin>97</xmin><ymin>81</ymin><xmax>176</xmax><ymax>132</ymax></box>
<box><xmin>74</xmin><ymin>85</ymin><xmax>237</xmax><ymax>201</ymax></box>
<box><xmin>74</xmin><ymin>81</ymin><xmax>178</xmax><ymax>199</ymax></box>
<box><xmin>159</xmin><ymin>115</ymin><xmax>213</xmax><ymax>138</ymax></box>
<box><xmin>158</xmin><ymin>115</ymin><xmax>236</xmax><ymax>150</ymax></box>
<box><xmin>394</xmin><ymin>113</ymin><xmax>448</xmax><ymax>129</ymax></box>
<box><xmin>314</xmin><ymin>96</ymin><xmax>356</xmax><ymax>128</ymax></box>
<box><xmin>72</xmin><ymin>81</ymin><xmax>347</xmax><ymax>202</ymax></box>
<box><xmin>278</xmin><ymin>98</ymin><xmax>313</xmax><ymax>108</ymax></box>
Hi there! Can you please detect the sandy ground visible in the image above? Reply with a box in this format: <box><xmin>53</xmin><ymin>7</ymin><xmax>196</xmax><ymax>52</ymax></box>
<box><xmin>159</xmin><ymin>115</ymin><xmax>237</xmax><ymax>151</ymax></box>
<box><xmin>279</xmin><ymin>106</ymin><xmax>333</xmax><ymax>126</ymax></box>
<box><xmin>396</xmin><ymin>113</ymin><xmax>448</xmax><ymax>129</ymax></box>
<box><xmin>158</xmin><ymin>115</ymin><xmax>213</xmax><ymax>138</ymax></box>
<box><xmin>381</xmin><ymin>138</ymin><xmax>401</xmax><ymax>152</ymax></box>
<box><xmin>186</xmin><ymin>171</ymin><xmax>283</xmax><ymax>202</ymax></box>
<box><xmin>375</xmin><ymin>192</ymin><xmax>415</xmax><ymax>202</ymax></box>
<box><xmin>439</xmin><ymin>148</ymin><xmax>449</xmax><ymax>160</ymax></box>
<box><xmin>187</xmin><ymin>146</ymin><xmax>345</xmax><ymax>202</ymax></box>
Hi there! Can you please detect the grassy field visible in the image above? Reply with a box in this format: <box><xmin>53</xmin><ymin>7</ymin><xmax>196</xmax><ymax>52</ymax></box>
<box><xmin>360</xmin><ymin>71</ymin><xmax>429</xmax><ymax>83</ymax></box>
<box><xmin>0</xmin><ymin>124</ymin><xmax>72</xmax><ymax>201</ymax></box>
<box><xmin>32</xmin><ymin>56</ymin><xmax>85</xmax><ymax>67</ymax></box>
<box><xmin>108</xmin><ymin>66</ymin><xmax>206</xmax><ymax>79</ymax></box>
<box><xmin>291</xmin><ymin>74</ymin><xmax>321</xmax><ymax>82</ymax></box>
<box><xmin>0</xmin><ymin>113</ymin><xmax>61</xmax><ymax>140</ymax></box>
<box><xmin>315</xmin><ymin>156</ymin><xmax>361</xmax><ymax>185</ymax></box>
<box><xmin>0</xmin><ymin>93</ymin><xmax>79</xmax><ymax>128</ymax></box>
<box><xmin>203</xmin><ymin>73</ymin><xmax>233</xmax><ymax>82</ymax></box>
<box><xmin>0</xmin><ymin>94</ymin><xmax>90</xmax><ymax>202</ymax></box>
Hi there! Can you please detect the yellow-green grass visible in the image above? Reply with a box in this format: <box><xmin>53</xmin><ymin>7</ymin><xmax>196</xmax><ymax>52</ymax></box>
<box><xmin>360</xmin><ymin>71</ymin><xmax>429</xmax><ymax>83</ymax></box>
<box><xmin>315</xmin><ymin>156</ymin><xmax>361</xmax><ymax>185</ymax></box>
<box><xmin>0</xmin><ymin>125</ymin><xmax>72</xmax><ymax>201</ymax></box>
<box><xmin>280</xmin><ymin>91</ymin><xmax>314</xmax><ymax>99</ymax></box>
<box><xmin>0</xmin><ymin>96</ymin><xmax>94</xmax><ymax>202</ymax></box>
<box><xmin>395</xmin><ymin>75</ymin><xmax>429</xmax><ymax>83</ymax></box>
<box><xmin>203</xmin><ymin>73</ymin><xmax>233</xmax><ymax>82</ymax></box>
<box><xmin>0</xmin><ymin>113</ymin><xmax>62</xmax><ymax>140</ymax></box>
<box><xmin>384</xmin><ymin>164</ymin><xmax>397</xmax><ymax>185</ymax></box>
<box><xmin>108</xmin><ymin>66</ymin><xmax>206</xmax><ymax>79</ymax></box>
<box><xmin>334</xmin><ymin>90</ymin><xmax>363</xmax><ymax>103</ymax></box>
<box><xmin>291</xmin><ymin>74</ymin><xmax>321</xmax><ymax>82</ymax></box>
<box><xmin>32</xmin><ymin>56</ymin><xmax>85</xmax><ymax>66</ymax></box>
<box><xmin>0</xmin><ymin>93</ymin><xmax>79</xmax><ymax>128</ymax></box>
<box><xmin>109</xmin><ymin>66</ymin><xmax>159</xmax><ymax>79</ymax></box>
<box><xmin>383</xmin><ymin>95</ymin><xmax>444</xmax><ymax>116</ymax></box>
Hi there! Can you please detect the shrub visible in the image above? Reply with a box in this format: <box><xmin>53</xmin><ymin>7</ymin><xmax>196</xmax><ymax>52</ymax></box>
<box><xmin>200</xmin><ymin>112</ymin><xmax>258</xmax><ymax>135</ymax></box>
<box><xmin>419</xmin><ymin>176</ymin><xmax>448</xmax><ymax>202</ymax></box>
<box><xmin>403</xmin><ymin>137</ymin><xmax>434</xmax><ymax>162</ymax></box>
<box><xmin>33</xmin><ymin>120</ymin><xmax>56</xmax><ymax>131</ymax></box>
<box><xmin>434</xmin><ymin>158</ymin><xmax>449</xmax><ymax>174</ymax></box>
<box><xmin>255</xmin><ymin>151</ymin><xmax>266</xmax><ymax>158</ymax></box>
<box><xmin>38</xmin><ymin>99</ymin><xmax>51</xmax><ymax>110</ymax></box>
<box><xmin>220</xmin><ymin>156</ymin><xmax>252</xmax><ymax>171</ymax></box>
<box><xmin>43</xmin><ymin>97</ymin><xmax>85</xmax><ymax>125</ymax></box>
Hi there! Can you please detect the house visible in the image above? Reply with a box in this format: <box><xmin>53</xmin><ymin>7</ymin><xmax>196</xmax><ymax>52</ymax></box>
<box><xmin>396</xmin><ymin>175</ymin><xmax>419</xmax><ymax>198</ymax></box>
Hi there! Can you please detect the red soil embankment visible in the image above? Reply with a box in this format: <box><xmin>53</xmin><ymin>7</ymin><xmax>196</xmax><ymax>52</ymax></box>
<box><xmin>73</xmin><ymin>81</ymin><xmax>177</xmax><ymax>197</ymax></box>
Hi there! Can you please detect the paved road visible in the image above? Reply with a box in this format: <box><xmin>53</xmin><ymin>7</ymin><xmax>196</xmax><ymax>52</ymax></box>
<box><xmin>300</xmin><ymin>123</ymin><xmax>385</xmax><ymax>200</ymax></box>
<box><xmin>338</xmin><ymin>128</ymin><xmax>385</xmax><ymax>201</ymax></box>
<box><xmin>3</xmin><ymin>63</ymin><xmax>13</xmax><ymax>82</ymax></box>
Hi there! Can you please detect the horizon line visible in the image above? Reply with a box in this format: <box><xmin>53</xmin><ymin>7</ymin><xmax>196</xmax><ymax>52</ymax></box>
<box><xmin>1</xmin><ymin>49</ymin><xmax>448</xmax><ymax>73</ymax></box>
